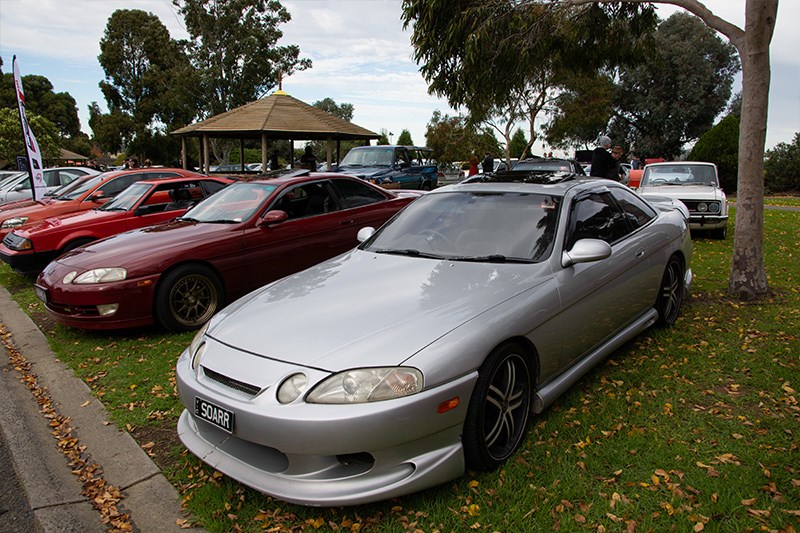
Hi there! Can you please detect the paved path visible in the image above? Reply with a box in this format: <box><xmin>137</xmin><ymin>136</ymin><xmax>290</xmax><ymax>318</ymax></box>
<box><xmin>0</xmin><ymin>286</ymin><xmax>203</xmax><ymax>532</ymax></box>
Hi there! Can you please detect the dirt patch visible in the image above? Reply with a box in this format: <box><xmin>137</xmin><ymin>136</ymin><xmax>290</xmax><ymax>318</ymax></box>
<box><xmin>132</xmin><ymin>419</ymin><xmax>183</xmax><ymax>471</ymax></box>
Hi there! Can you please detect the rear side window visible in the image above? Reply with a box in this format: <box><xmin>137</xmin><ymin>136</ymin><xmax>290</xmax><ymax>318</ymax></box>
<box><xmin>609</xmin><ymin>187</ymin><xmax>656</xmax><ymax>229</ymax></box>
<box><xmin>566</xmin><ymin>192</ymin><xmax>631</xmax><ymax>249</ymax></box>
<box><xmin>331</xmin><ymin>179</ymin><xmax>387</xmax><ymax>208</ymax></box>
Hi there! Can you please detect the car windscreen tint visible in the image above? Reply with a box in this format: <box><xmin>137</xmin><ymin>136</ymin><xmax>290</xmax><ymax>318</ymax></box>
<box><xmin>364</xmin><ymin>191</ymin><xmax>560</xmax><ymax>262</ymax></box>
<box><xmin>642</xmin><ymin>165</ymin><xmax>718</xmax><ymax>186</ymax></box>
<box><xmin>339</xmin><ymin>147</ymin><xmax>394</xmax><ymax>167</ymax></box>
<box><xmin>98</xmin><ymin>182</ymin><xmax>152</xmax><ymax>212</ymax></box>
<box><xmin>183</xmin><ymin>182</ymin><xmax>277</xmax><ymax>223</ymax></box>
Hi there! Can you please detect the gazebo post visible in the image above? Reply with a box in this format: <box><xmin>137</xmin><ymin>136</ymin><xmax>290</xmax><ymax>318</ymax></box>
<box><xmin>203</xmin><ymin>134</ymin><xmax>210</xmax><ymax>174</ymax></box>
<box><xmin>326</xmin><ymin>137</ymin><xmax>333</xmax><ymax>170</ymax></box>
<box><xmin>239</xmin><ymin>138</ymin><xmax>245</xmax><ymax>171</ymax></box>
<box><xmin>336</xmin><ymin>140</ymin><xmax>341</xmax><ymax>168</ymax></box>
<box><xmin>261</xmin><ymin>133</ymin><xmax>267</xmax><ymax>173</ymax></box>
<box><xmin>181</xmin><ymin>137</ymin><xmax>187</xmax><ymax>169</ymax></box>
<box><xmin>290</xmin><ymin>140</ymin><xmax>295</xmax><ymax>168</ymax></box>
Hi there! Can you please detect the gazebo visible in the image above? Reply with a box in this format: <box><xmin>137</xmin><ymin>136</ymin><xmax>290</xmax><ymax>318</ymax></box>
<box><xmin>171</xmin><ymin>90</ymin><xmax>380</xmax><ymax>173</ymax></box>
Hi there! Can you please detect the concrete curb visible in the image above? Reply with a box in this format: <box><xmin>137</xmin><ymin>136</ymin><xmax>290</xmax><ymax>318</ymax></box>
<box><xmin>0</xmin><ymin>286</ymin><xmax>202</xmax><ymax>532</ymax></box>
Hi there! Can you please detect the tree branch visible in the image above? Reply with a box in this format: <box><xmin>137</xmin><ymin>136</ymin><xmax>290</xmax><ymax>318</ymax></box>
<box><xmin>558</xmin><ymin>0</ymin><xmax>745</xmax><ymax>50</ymax></box>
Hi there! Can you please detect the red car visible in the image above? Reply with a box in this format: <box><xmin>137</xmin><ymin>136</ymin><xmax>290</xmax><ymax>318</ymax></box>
<box><xmin>0</xmin><ymin>168</ymin><xmax>208</xmax><ymax>240</ymax></box>
<box><xmin>1</xmin><ymin>175</ymin><xmax>233</xmax><ymax>274</ymax></box>
<box><xmin>35</xmin><ymin>172</ymin><xmax>422</xmax><ymax>331</ymax></box>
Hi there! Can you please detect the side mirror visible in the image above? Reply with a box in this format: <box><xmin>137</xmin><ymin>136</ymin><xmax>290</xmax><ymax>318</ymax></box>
<box><xmin>561</xmin><ymin>238</ymin><xmax>612</xmax><ymax>268</ymax></box>
<box><xmin>89</xmin><ymin>191</ymin><xmax>105</xmax><ymax>201</ymax></box>
<box><xmin>259</xmin><ymin>210</ymin><xmax>288</xmax><ymax>226</ymax></box>
<box><xmin>356</xmin><ymin>226</ymin><xmax>375</xmax><ymax>243</ymax></box>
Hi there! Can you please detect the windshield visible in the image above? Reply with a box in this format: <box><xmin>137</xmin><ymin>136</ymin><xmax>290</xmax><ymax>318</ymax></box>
<box><xmin>641</xmin><ymin>165</ymin><xmax>718</xmax><ymax>187</ymax></box>
<box><xmin>363</xmin><ymin>191</ymin><xmax>560</xmax><ymax>262</ymax></box>
<box><xmin>340</xmin><ymin>147</ymin><xmax>394</xmax><ymax>167</ymax></box>
<box><xmin>98</xmin><ymin>182</ymin><xmax>151</xmax><ymax>211</ymax></box>
<box><xmin>180</xmin><ymin>182</ymin><xmax>277</xmax><ymax>223</ymax></box>
<box><xmin>57</xmin><ymin>173</ymin><xmax>108</xmax><ymax>200</ymax></box>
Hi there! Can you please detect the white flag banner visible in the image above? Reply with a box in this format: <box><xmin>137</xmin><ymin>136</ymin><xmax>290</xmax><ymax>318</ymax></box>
<box><xmin>12</xmin><ymin>56</ymin><xmax>47</xmax><ymax>202</ymax></box>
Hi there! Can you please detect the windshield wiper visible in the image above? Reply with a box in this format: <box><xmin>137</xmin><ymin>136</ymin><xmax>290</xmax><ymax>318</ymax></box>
<box><xmin>371</xmin><ymin>248</ymin><xmax>446</xmax><ymax>260</ymax></box>
<box><xmin>176</xmin><ymin>216</ymin><xmax>199</xmax><ymax>222</ymax></box>
<box><xmin>450</xmin><ymin>254</ymin><xmax>534</xmax><ymax>264</ymax></box>
<box><xmin>204</xmin><ymin>219</ymin><xmax>241</xmax><ymax>224</ymax></box>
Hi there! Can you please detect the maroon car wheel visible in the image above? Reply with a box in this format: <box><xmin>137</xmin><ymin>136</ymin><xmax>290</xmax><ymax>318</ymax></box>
<box><xmin>156</xmin><ymin>264</ymin><xmax>223</xmax><ymax>332</ymax></box>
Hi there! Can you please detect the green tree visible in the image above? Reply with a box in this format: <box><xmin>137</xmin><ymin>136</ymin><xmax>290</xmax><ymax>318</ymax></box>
<box><xmin>97</xmin><ymin>9</ymin><xmax>196</xmax><ymax>160</ymax></box>
<box><xmin>377</xmin><ymin>130</ymin><xmax>390</xmax><ymax>145</ymax></box>
<box><xmin>610</xmin><ymin>12</ymin><xmax>740</xmax><ymax>159</ymax></box>
<box><xmin>0</xmin><ymin>70</ymin><xmax>82</xmax><ymax>142</ymax></box>
<box><xmin>0</xmin><ymin>107</ymin><xmax>61</xmax><ymax>163</ymax></box>
<box><xmin>545</xmin><ymin>71</ymin><xmax>614</xmax><ymax>150</ymax></box>
<box><xmin>689</xmin><ymin>114</ymin><xmax>740</xmax><ymax>192</ymax></box>
<box><xmin>174</xmin><ymin>0</ymin><xmax>311</xmax><ymax>117</ymax></box>
<box><xmin>763</xmin><ymin>133</ymin><xmax>800</xmax><ymax>193</ymax></box>
<box><xmin>312</xmin><ymin>98</ymin><xmax>354</xmax><ymax>122</ymax></box>
<box><xmin>405</xmin><ymin>0</ymin><xmax>779</xmax><ymax>300</ymax></box>
<box><xmin>509</xmin><ymin>128</ymin><xmax>529</xmax><ymax>159</ymax></box>
<box><xmin>424</xmin><ymin>110</ymin><xmax>499</xmax><ymax>165</ymax></box>
<box><xmin>397</xmin><ymin>129</ymin><xmax>414</xmax><ymax>146</ymax></box>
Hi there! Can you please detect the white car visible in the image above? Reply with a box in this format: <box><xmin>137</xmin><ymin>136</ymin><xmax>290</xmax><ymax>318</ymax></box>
<box><xmin>0</xmin><ymin>167</ymin><xmax>100</xmax><ymax>205</ymax></box>
<box><xmin>636</xmin><ymin>161</ymin><xmax>728</xmax><ymax>239</ymax></box>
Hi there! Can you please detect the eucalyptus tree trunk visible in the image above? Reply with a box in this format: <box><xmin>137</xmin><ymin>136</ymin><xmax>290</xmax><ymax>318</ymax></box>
<box><xmin>726</xmin><ymin>0</ymin><xmax>776</xmax><ymax>298</ymax></box>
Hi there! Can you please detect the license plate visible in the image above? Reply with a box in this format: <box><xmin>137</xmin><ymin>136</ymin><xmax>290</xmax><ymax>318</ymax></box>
<box><xmin>34</xmin><ymin>285</ymin><xmax>48</xmax><ymax>304</ymax></box>
<box><xmin>194</xmin><ymin>396</ymin><xmax>234</xmax><ymax>433</ymax></box>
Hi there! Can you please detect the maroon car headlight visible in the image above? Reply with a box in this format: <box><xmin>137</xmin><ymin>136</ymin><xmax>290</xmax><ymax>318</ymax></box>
<box><xmin>72</xmin><ymin>267</ymin><xmax>127</xmax><ymax>284</ymax></box>
<box><xmin>306</xmin><ymin>367</ymin><xmax>423</xmax><ymax>404</ymax></box>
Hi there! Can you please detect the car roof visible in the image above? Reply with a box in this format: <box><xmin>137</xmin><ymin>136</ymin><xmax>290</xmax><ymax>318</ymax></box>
<box><xmin>645</xmin><ymin>161</ymin><xmax>716</xmax><ymax>167</ymax></box>
<box><xmin>441</xmin><ymin>174</ymin><xmax>619</xmax><ymax>196</ymax></box>
<box><xmin>132</xmin><ymin>174</ymin><xmax>232</xmax><ymax>186</ymax></box>
<box><xmin>461</xmin><ymin>169</ymin><xmax>581</xmax><ymax>186</ymax></box>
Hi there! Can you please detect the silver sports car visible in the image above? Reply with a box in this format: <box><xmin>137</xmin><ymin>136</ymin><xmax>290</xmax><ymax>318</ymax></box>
<box><xmin>176</xmin><ymin>175</ymin><xmax>693</xmax><ymax>506</ymax></box>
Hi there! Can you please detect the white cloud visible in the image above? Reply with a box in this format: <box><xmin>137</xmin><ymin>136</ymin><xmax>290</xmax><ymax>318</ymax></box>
<box><xmin>0</xmin><ymin>0</ymin><xmax>796</xmax><ymax>152</ymax></box>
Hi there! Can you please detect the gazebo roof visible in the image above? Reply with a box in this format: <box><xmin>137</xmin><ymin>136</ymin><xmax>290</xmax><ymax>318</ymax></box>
<box><xmin>171</xmin><ymin>90</ymin><xmax>379</xmax><ymax>141</ymax></box>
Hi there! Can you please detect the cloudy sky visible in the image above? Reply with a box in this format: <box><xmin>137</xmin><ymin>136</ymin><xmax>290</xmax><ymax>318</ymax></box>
<box><xmin>0</xmin><ymin>0</ymin><xmax>797</xmax><ymax>154</ymax></box>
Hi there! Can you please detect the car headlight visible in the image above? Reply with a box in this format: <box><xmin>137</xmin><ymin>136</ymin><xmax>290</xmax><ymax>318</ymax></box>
<box><xmin>708</xmin><ymin>202</ymin><xmax>720</xmax><ymax>213</ymax></box>
<box><xmin>1</xmin><ymin>217</ymin><xmax>28</xmax><ymax>229</ymax></box>
<box><xmin>697</xmin><ymin>202</ymin><xmax>708</xmax><ymax>212</ymax></box>
<box><xmin>73</xmin><ymin>268</ymin><xmax>127</xmax><ymax>284</ymax></box>
<box><xmin>307</xmin><ymin>367</ymin><xmax>423</xmax><ymax>404</ymax></box>
<box><xmin>190</xmin><ymin>322</ymin><xmax>209</xmax><ymax>370</ymax></box>
<box><xmin>7</xmin><ymin>234</ymin><xmax>32</xmax><ymax>251</ymax></box>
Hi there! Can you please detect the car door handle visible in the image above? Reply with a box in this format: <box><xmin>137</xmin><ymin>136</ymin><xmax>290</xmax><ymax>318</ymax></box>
<box><xmin>340</xmin><ymin>219</ymin><xmax>354</xmax><ymax>226</ymax></box>
<box><xmin>635</xmin><ymin>248</ymin><xmax>646</xmax><ymax>259</ymax></box>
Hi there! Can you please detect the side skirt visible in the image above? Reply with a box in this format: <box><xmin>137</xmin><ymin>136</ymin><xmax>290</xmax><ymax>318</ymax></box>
<box><xmin>532</xmin><ymin>308</ymin><xmax>658</xmax><ymax>414</ymax></box>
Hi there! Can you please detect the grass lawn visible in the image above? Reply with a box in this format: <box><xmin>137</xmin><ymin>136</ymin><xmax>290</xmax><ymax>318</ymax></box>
<box><xmin>1</xmin><ymin>207</ymin><xmax>798</xmax><ymax>532</ymax></box>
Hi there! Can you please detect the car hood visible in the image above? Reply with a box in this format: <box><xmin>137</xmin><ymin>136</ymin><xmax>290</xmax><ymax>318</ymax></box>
<box><xmin>639</xmin><ymin>184</ymin><xmax>724</xmax><ymax>200</ymax></box>
<box><xmin>18</xmin><ymin>209</ymin><xmax>119</xmax><ymax>238</ymax></box>
<box><xmin>205</xmin><ymin>250</ymin><xmax>551</xmax><ymax>371</ymax></box>
<box><xmin>55</xmin><ymin>219</ymin><xmax>233</xmax><ymax>274</ymax></box>
<box><xmin>336</xmin><ymin>165</ymin><xmax>392</xmax><ymax>179</ymax></box>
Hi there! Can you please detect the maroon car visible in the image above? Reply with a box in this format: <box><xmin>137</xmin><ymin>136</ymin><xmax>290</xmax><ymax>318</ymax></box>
<box><xmin>35</xmin><ymin>172</ymin><xmax>422</xmax><ymax>331</ymax></box>
<box><xmin>1</xmin><ymin>175</ymin><xmax>232</xmax><ymax>274</ymax></box>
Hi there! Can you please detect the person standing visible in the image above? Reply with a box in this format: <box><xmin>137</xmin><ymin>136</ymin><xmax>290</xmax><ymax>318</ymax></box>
<box><xmin>481</xmin><ymin>152</ymin><xmax>494</xmax><ymax>174</ymax></box>
<box><xmin>467</xmin><ymin>156</ymin><xmax>479</xmax><ymax>177</ymax></box>
<box><xmin>269</xmin><ymin>150</ymin><xmax>280</xmax><ymax>171</ymax></box>
<box><xmin>589</xmin><ymin>136</ymin><xmax>615</xmax><ymax>178</ymax></box>
<box><xmin>299</xmin><ymin>146</ymin><xmax>316</xmax><ymax>171</ymax></box>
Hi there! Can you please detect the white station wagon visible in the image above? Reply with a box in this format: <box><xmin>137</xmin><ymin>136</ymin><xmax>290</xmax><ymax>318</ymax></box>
<box><xmin>636</xmin><ymin>161</ymin><xmax>728</xmax><ymax>239</ymax></box>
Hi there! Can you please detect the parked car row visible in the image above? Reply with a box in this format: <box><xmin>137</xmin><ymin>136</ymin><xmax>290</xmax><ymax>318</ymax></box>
<box><xmin>1</xmin><ymin>160</ymin><xmax>700</xmax><ymax>507</ymax></box>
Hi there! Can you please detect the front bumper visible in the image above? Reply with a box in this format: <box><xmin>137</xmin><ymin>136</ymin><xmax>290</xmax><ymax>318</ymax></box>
<box><xmin>0</xmin><ymin>243</ymin><xmax>58</xmax><ymax>274</ymax></box>
<box><xmin>176</xmin><ymin>348</ymin><xmax>477</xmax><ymax>506</ymax></box>
<box><xmin>687</xmin><ymin>214</ymin><xmax>727</xmax><ymax>230</ymax></box>
<box><xmin>36</xmin><ymin>264</ymin><xmax>160</xmax><ymax>330</ymax></box>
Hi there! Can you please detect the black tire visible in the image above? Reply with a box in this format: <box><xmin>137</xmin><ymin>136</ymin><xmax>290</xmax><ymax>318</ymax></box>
<box><xmin>421</xmin><ymin>180</ymin><xmax>432</xmax><ymax>191</ymax></box>
<box><xmin>655</xmin><ymin>255</ymin><xmax>684</xmax><ymax>326</ymax></box>
<box><xmin>709</xmin><ymin>225</ymin><xmax>727</xmax><ymax>240</ymax></box>
<box><xmin>463</xmin><ymin>342</ymin><xmax>533</xmax><ymax>471</ymax></box>
<box><xmin>155</xmin><ymin>264</ymin><xmax>223</xmax><ymax>332</ymax></box>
